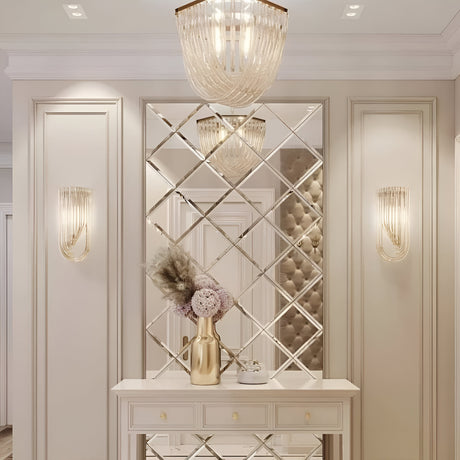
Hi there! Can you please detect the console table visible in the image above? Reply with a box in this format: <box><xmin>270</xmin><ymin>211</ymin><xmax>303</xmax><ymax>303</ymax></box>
<box><xmin>113</xmin><ymin>373</ymin><xmax>359</xmax><ymax>460</ymax></box>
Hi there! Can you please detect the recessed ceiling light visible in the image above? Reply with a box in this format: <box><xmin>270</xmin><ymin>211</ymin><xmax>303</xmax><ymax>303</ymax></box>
<box><xmin>342</xmin><ymin>4</ymin><xmax>364</xmax><ymax>19</ymax></box>
<box><xmin>63</xmin><ymin>3</ymin><xmax>87</xmax><ymax>19</ymax></box>
<box><xmin>307</xmin><ymin>105</ymin><xmax>316</xmax><ymax>110</ymax></box>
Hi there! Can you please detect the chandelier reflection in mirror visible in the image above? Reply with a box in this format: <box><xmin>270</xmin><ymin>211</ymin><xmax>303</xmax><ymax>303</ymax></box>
<box><xmin>377</xmin><ymin>186</ymin><xmax>410</xmax><ymax>262</ymax></box>
<box><xmin>197</xmin><ymin>115</ymin><xmax>266</xmax><ymax>183</ymax></box>
<box><xmin>58</xmin><ymin>186</ymin><xmax>92</xmax><ymax>262</ymax></box>
<box><xmin>175</xmin><ymin>0</ymin><xmax>288</xmax><ymax>107</ymax></box>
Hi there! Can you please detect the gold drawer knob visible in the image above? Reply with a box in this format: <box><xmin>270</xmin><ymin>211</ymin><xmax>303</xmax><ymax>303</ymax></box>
<box><xmin>232</xmin><ymin>412</ymin><xmax>239</xmax><ymax>421</ymax></box>
<box><xmin>305</xmin><ymin>411</ymin><xmax>311</xmax><ymax>422</ymax></box>
<box><xmin>160</xmin><ymin>411</ymin><xmax>167</xmax><ymax>420</ymax></box>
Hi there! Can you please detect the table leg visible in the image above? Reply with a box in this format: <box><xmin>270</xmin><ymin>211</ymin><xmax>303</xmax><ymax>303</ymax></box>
<box><xmin>120</xmin><ymin>399</ymin><xmax>140</xmax><ymax>460</ymax></box>
<box><xmin>342</xmin><ymin>400</ymin><xmax>352</xmax><ymax>460</ymax></box>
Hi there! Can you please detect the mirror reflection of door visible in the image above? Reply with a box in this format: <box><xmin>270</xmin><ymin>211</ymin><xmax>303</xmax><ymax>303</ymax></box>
<box><xmin>169</xmin><ymin>189</ymin><xmax>275</xmax><ymax>369</ymax></box>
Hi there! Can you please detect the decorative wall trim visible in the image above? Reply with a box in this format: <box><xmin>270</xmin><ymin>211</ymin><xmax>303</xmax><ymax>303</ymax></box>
<box><xmin>1</xmin><ymin>28</ymin><xmax>460</xmax><ymax>80</ymax></box>
<box><xmin>32</xmin><ymin>98</ymin><xmax>122</xmax><ymax>460</ymax></box>
<box><xmin>348</xmin><ymin>97</ymin><xmax>437</xmax><ymax>460</ymax></box>
<box><xmin>455</xmin><ymin>133</ymin><xmax>460</xmax><ymax>460</ymax></box>
<box><xmin>0</xmin><ymin>203</ymin><xmax>12</xmax><ymax>427</ymax></box>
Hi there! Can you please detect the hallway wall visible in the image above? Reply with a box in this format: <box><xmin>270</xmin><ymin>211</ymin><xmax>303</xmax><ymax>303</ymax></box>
<box><xmin>12</xmin><ymin>79</ymin><xmax>455</xmax><ymax>460</ymax></box>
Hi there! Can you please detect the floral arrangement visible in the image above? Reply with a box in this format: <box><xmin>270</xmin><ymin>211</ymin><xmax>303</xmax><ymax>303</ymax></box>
<box><xmin>147</xmin><ymin>246</ymin><xmax>233</xmax><ymax>322</ymax></box>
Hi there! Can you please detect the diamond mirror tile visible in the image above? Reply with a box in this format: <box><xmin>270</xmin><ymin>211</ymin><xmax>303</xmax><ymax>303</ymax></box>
<box><xmin>145</xmin><ymin>432</ymin><xmax>324</xmax><ymax>459</ymax></box>
<box><xmin>145</xmin><ymin>102</ymin><xmax>324</xmax><ymax>378</ymax></box>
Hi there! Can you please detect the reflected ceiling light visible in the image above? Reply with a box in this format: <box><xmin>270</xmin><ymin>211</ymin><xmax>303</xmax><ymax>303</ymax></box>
<box><xmin>377</xmin><ymin>186</ymin><xmax>410</xmax><ymax>262</ymax></box>
<box><xmin>175</xmin><ymin>0</ymin><xmax>288</xmax><ymax>108</ymax></box>
<box><xmin>197</xmin><ymin>115</ymin><xmax>266</xmax><ymax>183</ymax></box>
<box><xmin>59</xmin><ymin>186</ymin><xmax>92</xmax><ymax>262</ymax></box>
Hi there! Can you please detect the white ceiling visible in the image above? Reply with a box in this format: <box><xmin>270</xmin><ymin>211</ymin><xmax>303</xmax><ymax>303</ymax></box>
<box><xmin>0</xmin><ymin>0</ymin><xmax>460</xmax><ymax>145</ymax></box>
<box><xmin>0</xmin><ymin>0</ymin><xmax>459</xmax><ymax>35</ymax></box>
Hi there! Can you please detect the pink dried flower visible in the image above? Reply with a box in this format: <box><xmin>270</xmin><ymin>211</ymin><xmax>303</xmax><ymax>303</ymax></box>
<box><xmin>216</xmin><ymin>288</ymin><xmax>233</xmax><ymax>313</ymax></box>
<box><xmin>212</xmin><ymin>309</ymin><xmax>225</xmax><ymax>322</ymax></box>
<box><xmin>194</xmin><ymin>274</ymin><xmax>217</xmax><ymax>290</ymax></box>
<box><xmin>173</xmin><ymin>301</ymin><xmax>193</xmax><ymax>318</ymax></box>
<box><xmin>191</xmin><ymin>288</ymin><xmax>220</xmax><ymax>318</ymax></box>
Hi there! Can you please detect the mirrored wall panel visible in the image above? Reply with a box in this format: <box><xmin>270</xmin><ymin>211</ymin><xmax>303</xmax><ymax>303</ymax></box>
<box><xmin>145</xmin><ymin>102</ymin><xmax>324</xmax><ymax>380</ymax></box>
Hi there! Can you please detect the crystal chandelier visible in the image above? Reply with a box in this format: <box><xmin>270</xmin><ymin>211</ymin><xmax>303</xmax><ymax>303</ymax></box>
<box><xmin>197</xmin><ymin>115</ymin><xmax>266</xmax><ymax>183</ymax></box>
<box><xmin>175</xmin><ymin>0</ymin><xmax>288</xmax><ymax>108</ymax></box>
<box><xmin>376</xmin><ymin>186</ymin><xmax>410</xmax><ymax>262</ymax></box>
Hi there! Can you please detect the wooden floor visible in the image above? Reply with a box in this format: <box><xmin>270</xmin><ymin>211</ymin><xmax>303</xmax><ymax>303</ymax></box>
<box><xmin>0</xmin><ymin>427</ymin><xmax>12</xmax><ymax>460</ymax></box>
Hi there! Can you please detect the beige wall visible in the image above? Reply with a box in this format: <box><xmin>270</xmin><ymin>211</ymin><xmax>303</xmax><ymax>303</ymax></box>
<box><xmin>12</xmin><ymin>79</ymin><xmax>455</xmax><ymax>460</ymax></box>
<box><xmin>456</xmin><ymin>76</ymin><xmax>460</xmax><ymax>137</ymax></box>
<box><xmin>0</xmin><ymin>168</ymin><xmax>12</xmax><ymax>202</ymax></box>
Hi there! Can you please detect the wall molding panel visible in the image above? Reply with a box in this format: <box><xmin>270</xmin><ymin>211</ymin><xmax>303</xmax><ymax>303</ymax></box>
<box><xmin>455</xmin><ymin>133</ymin><xmax>460</xmax><ymax>460</ymax></box>
<box><xmin>0</xmin><ymin>203</ymin><xmax>12</xmax><ymax>427</ymax></box>
<box><xmin>30</xmin><ymin>99</ymin><xmax>122</xmax><ymax>460</ymax></box>
<box><xmin>348</xmin><ymin>98</ymin><xmax>437</xmax><ymax>460</ymax></box>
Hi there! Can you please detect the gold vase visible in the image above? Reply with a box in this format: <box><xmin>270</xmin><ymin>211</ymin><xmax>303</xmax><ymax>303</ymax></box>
<box><xmin>190</xmin><ymin>316</ymin><xmax>221</xmax><ymax>385</ymax></box>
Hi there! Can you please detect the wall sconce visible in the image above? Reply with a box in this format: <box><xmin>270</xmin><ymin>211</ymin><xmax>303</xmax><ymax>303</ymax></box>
<box><xmin>58</xmin><ymin>186</ymin><xmax>92</xmax><ymax>262</ymax></box>
<box><xmin>377</xmin><ymin>186</ymin><xmax>410</xmax><ymax>262</ymax></box>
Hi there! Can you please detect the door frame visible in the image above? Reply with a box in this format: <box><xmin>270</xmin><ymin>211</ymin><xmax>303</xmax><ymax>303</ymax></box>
<box><xmin>0</xmin><ymin>203</ymin><xmax>12</xmax><ymax>427</ymax></box>
<box><xmin>455</xmin><ymin>134</ymin><xmax>460</xmax><ymax>460</ymax></box>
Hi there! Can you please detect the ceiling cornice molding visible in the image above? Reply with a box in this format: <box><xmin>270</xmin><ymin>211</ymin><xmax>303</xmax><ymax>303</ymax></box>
<box><xmin>442</xmin><ymin>9</ymin><xmax>460</xmax><ymax>53</ymax></box>
<box><xmin>0</xmin><ymin>33</ymin><xmax>181</xmax><ymax>54</ymax></box>
<box><xmin>2</xmin><ymin>27</ymin><xmax>460</xmax><ymax>80</ymax></box>
<box><xmin>0</xmin><ymin>32</ymin><xmax>453</xmax><ymax>54</ymax></box>
<box><xmin>5</xmin><ymin>52</ymin><xmax>455</xmax><ymax>81</ymax></box>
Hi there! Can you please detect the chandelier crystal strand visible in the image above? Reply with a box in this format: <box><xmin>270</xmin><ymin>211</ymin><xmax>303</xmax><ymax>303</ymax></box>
<box><xmin>377</xmin><ymin>186</ymin><xmax>410</xmax><ymax>262</ymax></box>
<box><xmin>197</xmin><ymin>115</ymin><xmax>266</xmax><ymax>182</ymax></box>
<box><xmin>176</xmin><ymin>0</ymin><xmax>288</xmax><ymax>107</ymax></box>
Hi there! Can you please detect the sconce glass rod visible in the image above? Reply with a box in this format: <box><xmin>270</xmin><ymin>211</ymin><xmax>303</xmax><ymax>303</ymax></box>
<box><xmin>58</xmin><ymin>186</ymin><xmax>92</xmax><ymax>262</ymax></box>
<box><xmin>377</xmin><ymin>186</ymin><xmax>410</xmax><ymax>262</ymax></box>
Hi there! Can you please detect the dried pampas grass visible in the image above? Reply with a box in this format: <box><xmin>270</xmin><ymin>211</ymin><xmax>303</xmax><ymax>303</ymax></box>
<box><xmin>146</xmin><ymin>245</ymin><xmax>196</xmax><ymax>306</ymax></box>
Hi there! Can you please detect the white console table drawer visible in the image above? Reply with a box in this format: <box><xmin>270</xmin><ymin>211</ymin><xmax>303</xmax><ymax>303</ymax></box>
<box><xmin>275</xmin><ymin>403</ymin><xmax>342</xmax><ymax>430</ymax></box>
<box><xmin>203</xmin><ymin>403</ymin><xmax>269</xmax><ymax>429</ymax></box>
<box><xmin>129</xmin><ymin>403</ymin><xmax>197</xmax><ymax>430</ymax></box>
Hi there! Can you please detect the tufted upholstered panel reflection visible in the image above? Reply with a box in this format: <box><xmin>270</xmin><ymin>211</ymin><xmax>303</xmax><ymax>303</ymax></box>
<box><xmin>278</xmin><ymin>149</ymin><xmax>323</xmax><ymax>370</ymax></box>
